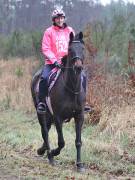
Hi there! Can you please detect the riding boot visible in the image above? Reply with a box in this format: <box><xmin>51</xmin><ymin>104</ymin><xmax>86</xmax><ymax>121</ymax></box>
<box><xmin>82</xmin><ymin>73</ymin><xmax>92</xmax><ymax>113</ymax></box>
<box><xmin>37</xmin><ymin>78</ymin><xmax>47</xmax><ymax>114</ymax></box>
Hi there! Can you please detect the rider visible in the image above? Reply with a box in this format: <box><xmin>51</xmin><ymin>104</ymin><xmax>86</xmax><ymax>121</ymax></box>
<box><xmin>37</xmin><ymin>8</ymin><xmax>91</xmax><ymax>114</ymax></box>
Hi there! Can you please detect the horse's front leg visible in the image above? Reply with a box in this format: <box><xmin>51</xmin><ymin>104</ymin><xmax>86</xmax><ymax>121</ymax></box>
<box><xmin>74</xmin><ymin>113</ymin><xmax>85</xmax><ymax>172</ymax></box>
<box><xmin>48</xmin><ymin>116</ymin><xmax>65</xmax><ymax>162</ymax></box>
<box><xmin>37</xmin><ymin>112</ymin><xmax>52</xmax><ymax>156</ymax></box>
<box><xmin>37</xmin><ymin>113</ymin><xmax>52</xmax><ymax>159</ymax></box>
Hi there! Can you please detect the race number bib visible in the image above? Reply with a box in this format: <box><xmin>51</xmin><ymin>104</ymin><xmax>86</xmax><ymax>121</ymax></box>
<box><xmin>56</xmin><ymin>36</ymin><xmax>68</xmax><ymax>53</ymax></box>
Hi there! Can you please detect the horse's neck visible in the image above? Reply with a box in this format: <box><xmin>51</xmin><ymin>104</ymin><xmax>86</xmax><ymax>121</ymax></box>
<box><xmin>64</xmin><ymin>67</ymin><xmax>82</xmax><ymax>94</ymax></box>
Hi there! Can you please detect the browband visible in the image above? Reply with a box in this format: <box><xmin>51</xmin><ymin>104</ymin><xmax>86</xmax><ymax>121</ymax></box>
<box><xmin>72</xmin><ymin>40</ymin><xmax>80</xmax><ymax>43</ymax></box>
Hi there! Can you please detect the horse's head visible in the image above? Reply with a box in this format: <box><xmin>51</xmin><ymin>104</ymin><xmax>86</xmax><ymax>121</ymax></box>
<box><xmin>68</xmin><ymin>32</ymin><xmax>85</xmax><ymax>72</ymax></box>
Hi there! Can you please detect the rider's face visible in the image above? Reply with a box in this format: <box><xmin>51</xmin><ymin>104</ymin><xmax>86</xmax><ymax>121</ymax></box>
<box><xmin>54</xmin><ymin>16</ymin><xmax>65</xmax><ymax>27</ymax></box>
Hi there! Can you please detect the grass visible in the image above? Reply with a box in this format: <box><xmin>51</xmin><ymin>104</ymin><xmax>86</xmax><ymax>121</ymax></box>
<box><xmin>0</xmin><ymin>109</ymin><xmax>135</xmax><ymax>179</ymax></box>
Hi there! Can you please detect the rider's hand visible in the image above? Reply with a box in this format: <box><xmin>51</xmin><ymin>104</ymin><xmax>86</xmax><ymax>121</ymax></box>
<box><xmin>54</xmin><ymin>61</ymin><xmax>62</xmax><ymax>68</ymax></box>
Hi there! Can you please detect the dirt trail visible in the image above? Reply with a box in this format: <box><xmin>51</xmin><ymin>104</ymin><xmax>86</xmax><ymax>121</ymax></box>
<box><xmin>1</xmin><ymin>142</ymin><xmax>135</xmax><ymax>180</ymax></box>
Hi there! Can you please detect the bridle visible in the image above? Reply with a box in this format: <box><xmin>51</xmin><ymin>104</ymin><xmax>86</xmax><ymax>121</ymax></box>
<box><xmin>61</xmin><ymin>40</ymin><xmax>84</xmax><ymax>69</ymax></box>
<box><xmin>61</xmin><ymin>40</ymin><xmax>84</xmax><ymax>95</ymax></box>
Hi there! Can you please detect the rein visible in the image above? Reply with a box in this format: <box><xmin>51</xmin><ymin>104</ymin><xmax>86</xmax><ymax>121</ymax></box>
<box><xmin>60</xmin><ymin>39</ymin><xmax>84</xmax><ymax>95</ymax></box>
<box><xmin>61</xmin><ymin>61</ymin><xmax>83</xmax><ymax>95</ymax></box>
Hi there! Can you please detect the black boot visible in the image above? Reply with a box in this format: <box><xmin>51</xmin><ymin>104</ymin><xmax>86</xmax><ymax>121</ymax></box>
<box><xmin>37</xmin><ymin>78</ymin><xmax>47</xmax><ymax>114</ymax></box>
<box><xmin>82</xmin><ymin>72</ymin><xmax>92</xmax><ymax>113</ymax></box>
<box><xmin>82</xmin><ymin>72</ymin><xmax>87</xmax><ymax>94</ymax></box>
<box><xmin>84</xmin><ymin>104</ymin><xmax>92</xmax><ymax>113</ymax></box>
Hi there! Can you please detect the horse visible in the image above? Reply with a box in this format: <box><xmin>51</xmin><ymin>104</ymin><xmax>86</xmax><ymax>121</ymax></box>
<box><xmin>31</xmin><ymin>32</ymin><xmax>86</xmax><ymax>172</ymax></box>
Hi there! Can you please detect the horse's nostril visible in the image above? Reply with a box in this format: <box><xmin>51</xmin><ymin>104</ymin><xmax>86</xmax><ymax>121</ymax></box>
<box><xmin>74</xmin><ymin>60</ymin><xmax>83</xmax><ymax>71</ymax></box>
<box><xmin>75</xmin><ymin>59</ymin><xmax>82</xmax><ymax>67</ymax></box>
<box><xmin>74</xmin><ymin>64</ymin><xmax>83</xmax><ymax>72</ymax></box>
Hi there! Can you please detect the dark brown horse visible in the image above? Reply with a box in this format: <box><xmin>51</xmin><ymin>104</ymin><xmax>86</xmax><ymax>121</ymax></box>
<box><xmin>31</xmin><ymin>32</ymin><xmax>86</xmax><ymax>172</ymax></box>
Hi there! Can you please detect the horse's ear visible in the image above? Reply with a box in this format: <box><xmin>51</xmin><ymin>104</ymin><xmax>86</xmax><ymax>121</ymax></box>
<box><xmin>79</xmin><ymin>32</ymin><xmax>83</xmax><ymax>40</ymax></box>
<box><xmin>69</xmin><ymin>32</ymin><xmax>74</xmax><ymax>43</ymax></box>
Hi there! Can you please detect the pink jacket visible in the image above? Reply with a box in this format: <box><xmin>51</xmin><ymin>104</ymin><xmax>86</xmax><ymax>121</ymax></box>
<box><xmin>42</xmin><ymin>25</ymin><xmax>74</xmax><ymax>64</ymax></box>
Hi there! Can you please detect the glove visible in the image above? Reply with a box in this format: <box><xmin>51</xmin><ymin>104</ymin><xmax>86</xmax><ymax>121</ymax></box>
<box><xmin>54</xmin><ymin>61</ymin><xmax>62</xmax><ymax>68</ymax></box>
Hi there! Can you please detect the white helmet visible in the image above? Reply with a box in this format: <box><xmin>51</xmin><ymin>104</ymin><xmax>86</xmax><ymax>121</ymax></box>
<box><xmin>52</xmin><ymin>8</ymin><xmax>65</xmax><ymax>20</ymax></box>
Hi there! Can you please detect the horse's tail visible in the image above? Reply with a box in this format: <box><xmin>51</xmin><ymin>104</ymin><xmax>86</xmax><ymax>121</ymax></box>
<box><xmin>31</xmin><ymin>67</ymin><xmax>42</xmax><ymax>108</ymax></box>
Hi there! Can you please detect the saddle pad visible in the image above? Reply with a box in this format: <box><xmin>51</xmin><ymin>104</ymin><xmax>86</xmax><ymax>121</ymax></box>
<box><xmin>46</xmin><ymin>96</ymin><xmax>54</xmax><ymax>115</ymax></box>
<box><xmin>35</xmin><ymin>68</ymin><xmax>61</xmax><ymax>94</ymax></box>
<box><xmin>48</xmin><ymin>68</ymin><xmax>61</xmax><ymax>92</ymax></box>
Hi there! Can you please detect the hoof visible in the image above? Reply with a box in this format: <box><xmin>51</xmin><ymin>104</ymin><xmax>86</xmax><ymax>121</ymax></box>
<box><xmin>77</xmin><ymin>163</ymin><xmax>85</xmax><ymax>173</ymax></box>
<box><xmin>47</xmin><ymin>151</ymin><xmax>56</xmax><ymax>166</ymax></box>
<box><xmin>37</xmin><ymin>145</ymin><xmax>46</xmax><ymax>156</ymax></box>
<box><xmin>49</xmin><ymin>159</ymin><xmax>57</xmax><ymax>166</ymax></box>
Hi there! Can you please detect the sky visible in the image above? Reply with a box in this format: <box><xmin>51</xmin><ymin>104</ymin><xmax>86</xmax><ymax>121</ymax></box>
<box><xmin>100</xmin><ymin>0</ymin><xmax>135</xmax><ymax>6</ymax></box>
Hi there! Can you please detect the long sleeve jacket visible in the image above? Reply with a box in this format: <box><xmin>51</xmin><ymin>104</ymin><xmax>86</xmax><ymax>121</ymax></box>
<box><xmin>42</xmin><ymin>25</ymin><xmax>74</xmax><ymax>64</ymax></box>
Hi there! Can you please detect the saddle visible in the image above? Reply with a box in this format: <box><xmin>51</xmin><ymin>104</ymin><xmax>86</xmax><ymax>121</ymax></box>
<box><xmin>36</xmin><ymin>68</ymin><xmax>61</xmax><ymax>94</ymax></box>
<box><xmin>34</xmin><ymin>68</ymin><xmax>60</xmax><ymax>115</ymax></box>
<box><xmin>46</xmin><ymin>68</ymin><xmax>61</xmax><ymax>114</ymax></box>
<box><xmin>48</xmin><ymin>68</ymin><xmax>61</xmax><ymax>93</ymax></box>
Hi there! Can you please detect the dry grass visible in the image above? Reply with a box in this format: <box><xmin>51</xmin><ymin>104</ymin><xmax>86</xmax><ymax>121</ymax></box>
<box><xmin>84</xmin><ymin>56</ymin><xmax>135</xmax><ymax>145</ymax></box>
<box><xmin>0</xmin><ymin>58</ymin><xmax>135</xmax><ymax>179</ymax></box>
<box><xmin>0</xmin><ymin>58</ymin><xmax>135</xmax><ymax>139</ymax></box>
<box><xmin>99</xmin><ymin>104</ymin><xmax>135</xmax><ymax>141</ymax></box>
<box><xmin>0</xmin><ymin>58</ymin><xmax>39</xmax><ymax>112</ymax></box>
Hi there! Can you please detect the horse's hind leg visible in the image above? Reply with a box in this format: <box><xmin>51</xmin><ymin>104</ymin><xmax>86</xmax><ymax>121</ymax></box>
<box><xmin>48</xmin><ymin>117</ymin><xmax>65</xmax><ymax>161</ymax></box>
<box><xmin>37</xmin><ymin>113</ymin><xmax>51</xmax><ymax>156</ymax></box>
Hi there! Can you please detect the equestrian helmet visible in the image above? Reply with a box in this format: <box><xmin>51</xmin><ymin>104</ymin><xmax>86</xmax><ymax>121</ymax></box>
<box><xmin>52</xmin><ymin>8</ymin><xmax>65</xmax><ymax>21</ymax></box>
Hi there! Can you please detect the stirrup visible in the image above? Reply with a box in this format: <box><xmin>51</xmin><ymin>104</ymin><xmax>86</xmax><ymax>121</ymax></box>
<box><xmin>37</xmin><ymin>102</ymin><xmax>46</xmax><ymax>114</ymax></box>
<box><xmin>84</xmin><ymin>105</ymin><xmax>92</xmax><ymax>113</ymax></box>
